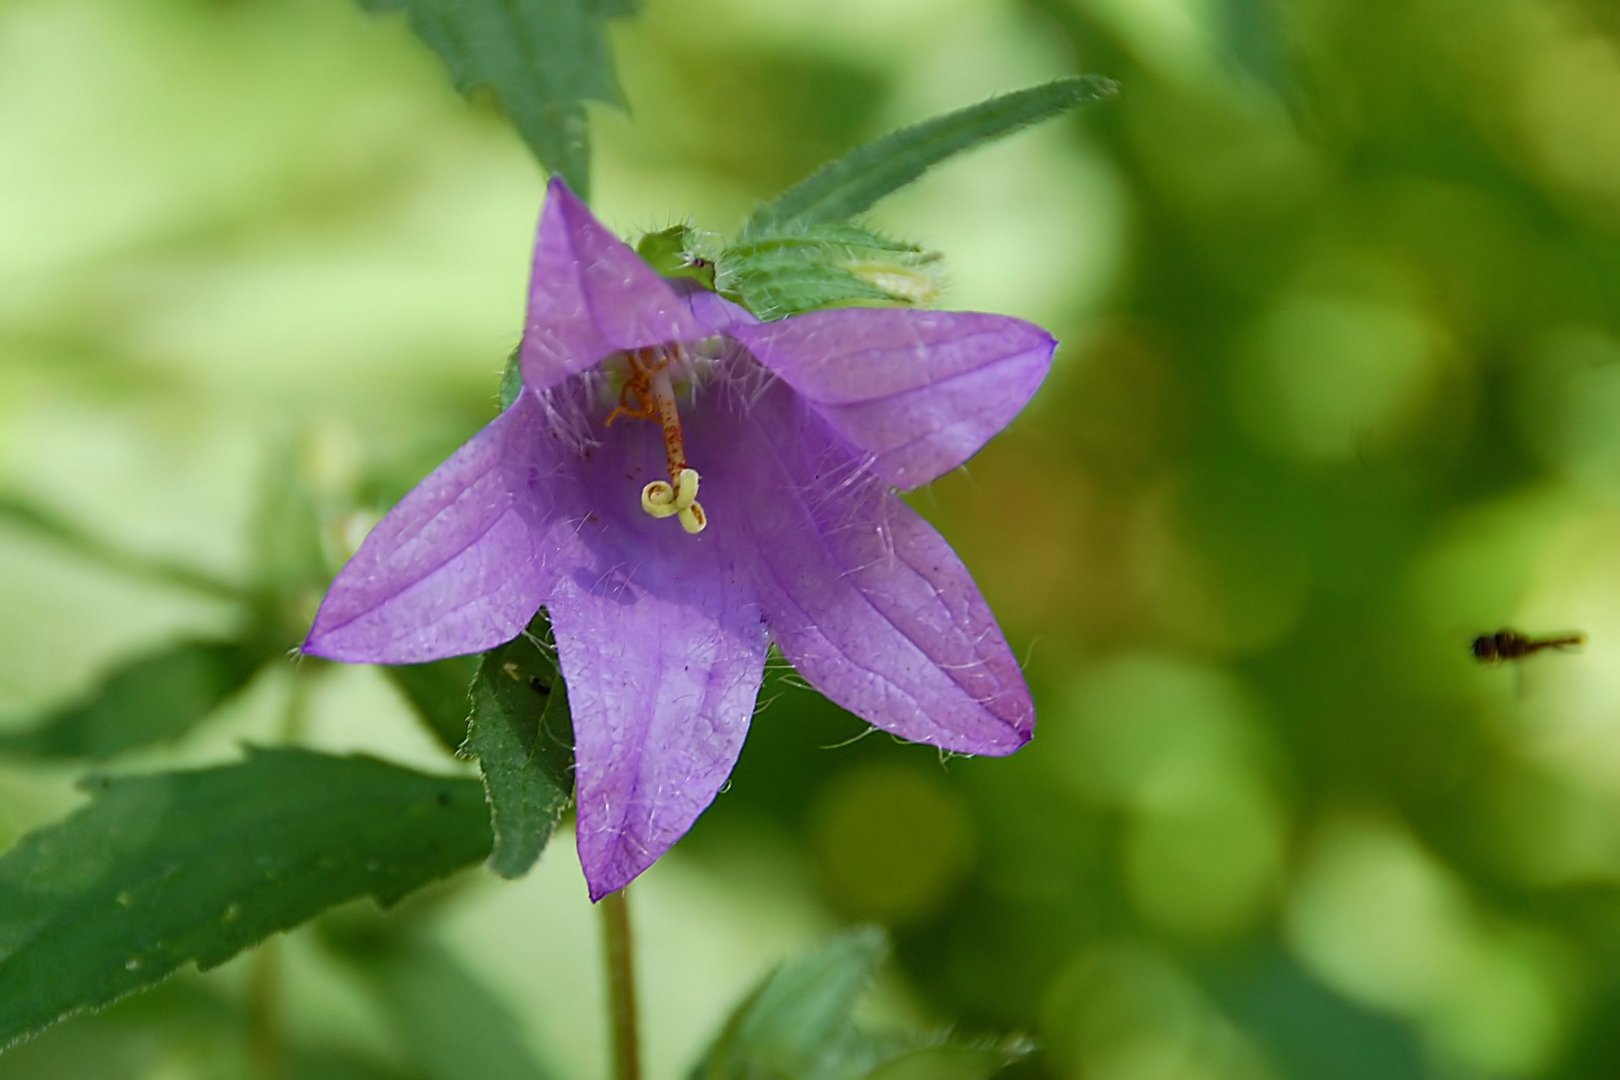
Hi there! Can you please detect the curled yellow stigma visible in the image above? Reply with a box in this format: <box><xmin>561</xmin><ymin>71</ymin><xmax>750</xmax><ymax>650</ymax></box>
<box><xmin>610</xmin><ymin>347</ymin><xmax>709</xmax><ymax>535</ymax></box>
<box><xmin>640</xmin><ymin>467</ymin><xmax>707</xmax><ymax>535</ymax></box>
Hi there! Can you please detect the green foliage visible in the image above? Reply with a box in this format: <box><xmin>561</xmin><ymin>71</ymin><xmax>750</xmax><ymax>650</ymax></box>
<box><xmin>0</xmin><ymin>749</ymin><xmax>491</xmax><ymax>1049</ymax></box>
<box><xmin>0</xmin><ymin>493</ymin><xmax>239</xmax><ymax>601</ymax></box>
<box><xmin>694</xmin><ymin>927</ymin><xmax>884</xmax><ymax>1079</ymax></box>
<box><xmin>464</xmin><ymin>623</ymin><xmax>575</xmax><ymax>879</ymax></box>
<box><xmin>0</xmin><ymin>976</ymin><xmax>412</xmax><ymax>1080</ymax></box>
<box><xmin>249</xmin><ymin>437</ymin><xmax>329</xmax><ymax>619</ymax></box>
<box><xmin>383</xmin><ymin>655</ymin><xmax>480</xmax><ymax>753</ymax></box>
<box><xmin>0</xmin><ymin>640</ymin><xmax>259</xmax><ymax>761</ymax></box>
<box><xmin>716</xmin><ymin>74</ymin><xmax>1116</xmax><ymax>319</ymax></box>
<box><xmin>693</xmin><ymin>928</ymin><xmax>1027</xmax><ymax>1080</ymax></box>
<box><xmin>745</xmin><ymin>75</ymin><xmax>1117</xmax><ymax>233</ymax></box>
<box><xmin>356</xmin><ymin>0</ymin><xmax>637</xmax><ymax>195</ymax></box>
<box><xmin>862</xmin><ymin>1045</ymin><xmax>1031</xmax><ymax>1080</ymax></box>
<box><xmin>716</xmin><ymin>222</ymin><xmax>942</xmax><ymax>320</ymax></box>
<box><xmin>324</xmin><ymin>917</ymin><xmax>562</xmax><ymax>1080</ymax></box>
<box><xmin>361</xmin><ymin>939</ymin><xmax>560</xmax><ymax>1080</ymax></box>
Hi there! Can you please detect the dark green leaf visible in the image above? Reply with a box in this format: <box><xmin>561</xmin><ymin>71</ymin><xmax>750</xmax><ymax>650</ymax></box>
<box><xmin>357</xmin><ymin>0</ymin><xmax>637</xmax><ymax>195</ymax></box>
<box><xmin>0</xmin><ymin>748</ymin><xmax>491</xmax><ymax>1049</ymax></box>
<box><xmin>0</xmin><ymin>640</ymin><xmax>260</xmax><ymax>761</ymax></box>
<box><xmin>745</xmin><ymin>75</ymin><xmax>1118</xmax><ymax>233</ymax></box>
<box><xmin>384</xmin><ymin>655</ymin><xmax>479</xmax><ymax>753</ymax></box>
<box><xmin>464</xmin><ymin>623</ymin><xmax>575</xmax><ymax>879</ymax></box>
<box><xmin>716</xmin><ymin>222</ymin><xmax>942</xmax><ymax>320</ymax></box>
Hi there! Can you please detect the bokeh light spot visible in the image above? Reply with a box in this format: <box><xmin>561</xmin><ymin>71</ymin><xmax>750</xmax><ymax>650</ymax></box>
<box><xmin>1234</xmin><ymin>293</ymin><xmax>1448</xmax><ymax>465</ymax></box>
<box><xmin>1041</xmin><ymin>944</ymin><xmax>1269</xmax><ymax>1080</ymax></box>
<box><xmin>808</xmin><ymin>762</ymin><xmax>975</xmax><ymax>923</ymax></box>
<box><xmin>1124</xmin><ymin>770</ymin><xmax>1286</xmax><ymax>941</ymax></box>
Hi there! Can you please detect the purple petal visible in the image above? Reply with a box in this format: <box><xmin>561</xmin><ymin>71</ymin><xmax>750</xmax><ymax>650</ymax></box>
<box><xmin>304</xmin><ymin>393</ymin><xmax>568</xmax><ymax>664</ymax></box>
<box><xmin>544</xmin><ymin>416</ymin><xmax>768</xmax><ymax>900</ymax></box>
<box><xmin>730</xmin><ymin>309</ymin><xmax>1055</xmax><ymax>489</ymax></box>
<box><xmin>697</xmin><ymin>376</ymin><xmax>1033</xmax><ymax>756</ymax></box>
<box><xmin>521</xmin><ymin>179</ymin><xmax>708</xmax><ymax>394</ymax></box>
<box><xmin>672</xmin><ymin>279</ymin><xmax>758</xmax><ymax>334</ymax></box>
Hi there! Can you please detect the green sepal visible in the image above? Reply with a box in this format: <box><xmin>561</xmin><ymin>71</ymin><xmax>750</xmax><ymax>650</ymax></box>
<box><xmin>746</xmin><ymin>74</ymin><xmax>1118</xmax><ymax>233</ymax></box>
<box><xmin>0</xmin><ymin>640</ymin><xmax>261</xmax><ymax>761</ymax></box>
<box><xmin>636</xmin><ymin>225</ymin><xmax>719</xmax><ymax>291</ymax></box>
<box><xmin>716</xmin><ymin>222</ymin><xmax>942</xmax><ymax>321</ymax></box>
<box><xmin>498</xmin><ymin>347</ymin><xmax>524</xmax><ymax>411</ymax></box>
<box><xmin>463</xmin><ymin>619</ymin><xmax>575</xmax><ymax>879</ymax></box>
<box><xmin>0</xmin><ymin>748</ymin><xmax>492</xmax><ymax>1050</ymax></box>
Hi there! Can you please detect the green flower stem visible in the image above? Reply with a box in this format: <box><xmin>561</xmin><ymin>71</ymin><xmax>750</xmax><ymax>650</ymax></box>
<box><xmin>248</xmin><ymin>940</ymin><xmax>283</xmax><ymax>1080</ymax></box>
<box><xmin>600</xmin><ymin>888</ymin><xmax>641</xmax><ymax>1080</ymax></box>
<box><xmin>249</xmin><ymin>673</ymin><xmax>311</xmax><ymax>1079</ymax></box>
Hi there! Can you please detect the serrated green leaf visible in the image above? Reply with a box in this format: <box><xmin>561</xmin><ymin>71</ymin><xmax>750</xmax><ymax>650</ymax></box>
<box><xmin>464</xmin><ymin>622</ymin><xmax>574</xmax><ymax>879</ymax></box>
<box><xmin>384</xmin><ymin>655</ymin><xmax>479</xmax><ymax>753</ymax></box>
<box><xmin>721</xmin><ymin>263</ymin><xmax>894</xmax><ymax>322</ymax></box>
<box><xmin>0</xmin><ymin>748</ymin><xmax>491</xmax><ymax>1049</ymax></box>
<box><xmin>716</xmin><ymin>222</ymin><xmax>942</xmax><ymax>320</ymax></box>
<box><xmin>693</xmin><ymin>927</ymin><xmax>888</xmax><ymax>1080</ymax></box>
<box><xmin>0</xmin><ymin>640</ymin><xmax>260</xmax><ymax>761</ymax></box>
<box><xmin>358</xmin><ymin>0</ymin><xmax>636</xmax><ymax>194</ymax></box>
<box><xmin>746</xmin><ymin>75</ymin><xmax>1118</xmax><ymax>233</ymax></box>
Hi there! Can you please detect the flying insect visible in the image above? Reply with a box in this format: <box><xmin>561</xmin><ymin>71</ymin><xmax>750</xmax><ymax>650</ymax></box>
<box><xmin>1471</xmin><ymin>628</ymin><xmax>1586</xmax><ymax>664</ymax></box>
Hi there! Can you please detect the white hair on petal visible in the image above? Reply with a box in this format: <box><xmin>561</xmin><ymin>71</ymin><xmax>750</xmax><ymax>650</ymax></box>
<box><xmin>535</xmin><ymin>373</ymin><xmax>604</xmax><ymax>454</ymax></box>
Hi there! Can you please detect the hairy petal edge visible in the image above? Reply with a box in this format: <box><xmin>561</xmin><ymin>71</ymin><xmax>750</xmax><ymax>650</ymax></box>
<box><xmin>304</xmin><ymin>393</ymin><xmax>565</xmax><ymax>664</ymax></box>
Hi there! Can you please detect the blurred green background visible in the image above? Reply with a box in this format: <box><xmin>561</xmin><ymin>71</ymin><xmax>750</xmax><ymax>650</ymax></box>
<box><xmin>6</xmin><ymin>0</ymin><xmax>1620</xmax><ymax>1076</ymax></box>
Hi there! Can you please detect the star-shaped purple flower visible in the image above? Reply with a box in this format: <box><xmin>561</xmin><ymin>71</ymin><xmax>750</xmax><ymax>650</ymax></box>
<box><xmin>305</xmin><ymin>180</ymin><xmax>1055</xmax><ymax>899</ymax></box>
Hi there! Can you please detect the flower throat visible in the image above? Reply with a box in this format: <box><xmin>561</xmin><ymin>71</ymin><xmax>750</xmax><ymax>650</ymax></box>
<box><xmin>607</xmin><ymin>345</ymin><xmax>707</xmax><ymax>535</ymax></box>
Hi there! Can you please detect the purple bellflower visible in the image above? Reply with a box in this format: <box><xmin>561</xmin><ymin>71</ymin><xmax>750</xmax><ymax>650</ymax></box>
<box><xmin>304</xmin><ymin>180</ymin><xmax>1055</xmax><ymax>899</ymax></box>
